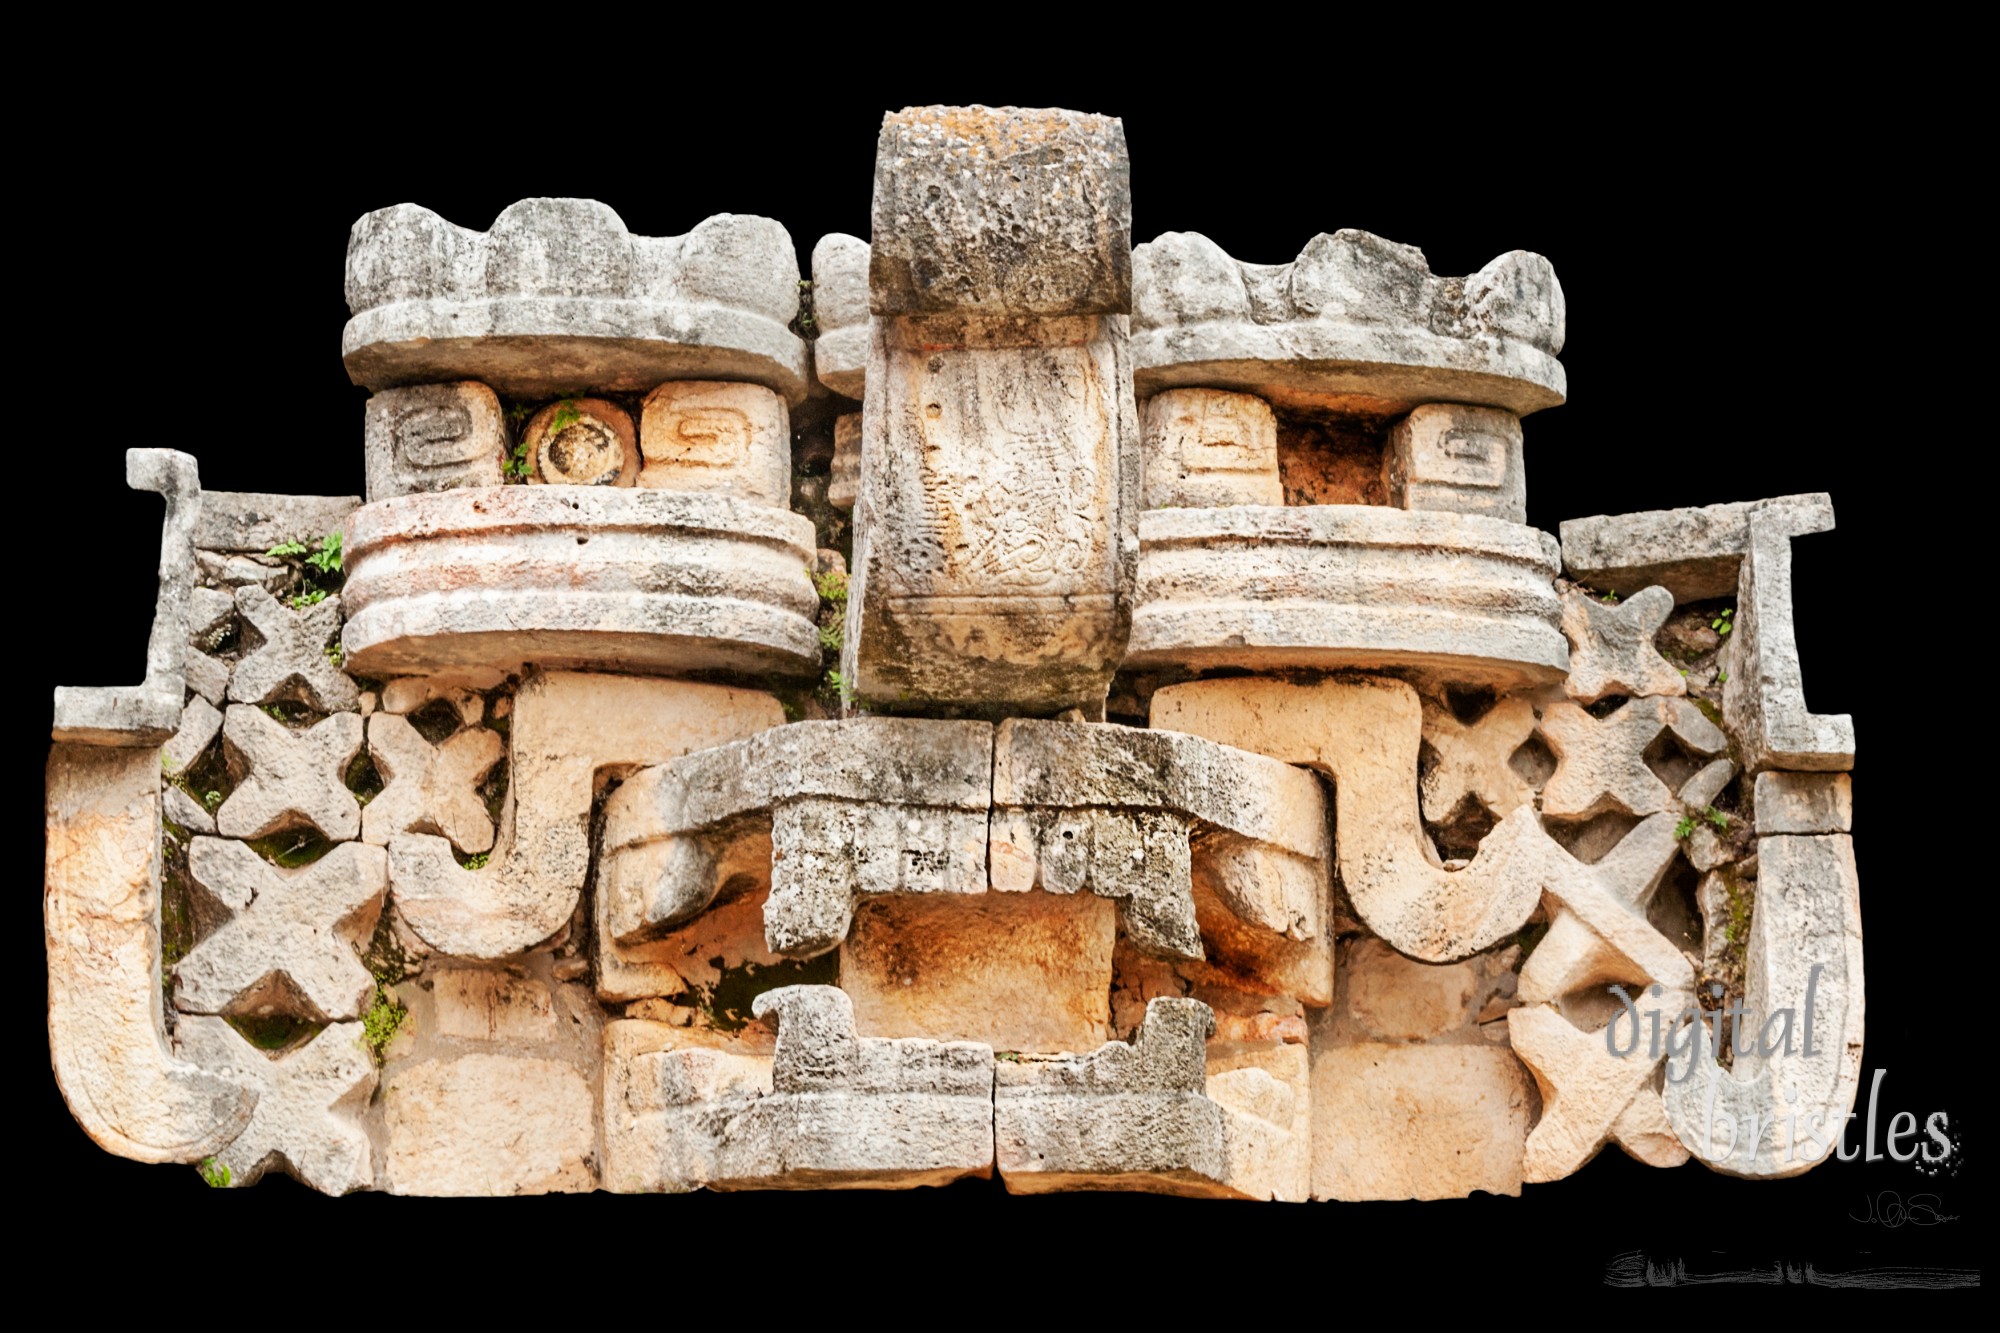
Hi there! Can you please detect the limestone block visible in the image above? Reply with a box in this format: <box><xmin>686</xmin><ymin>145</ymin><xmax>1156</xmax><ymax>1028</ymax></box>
<box><xmin>215</xmin><ymin>705</ymin><xmax>364</xmax><ymax>842</ymax></box>
<box><xmin>1131</xmin><ymin>230</ymin><xmax>1565</xmax><ymax>416</ymax></box>
<box><xmin>362</xmin><ymin>381</ymin><xmax>505</xmax><ymax>502</ymax></box>
<box><xmin>1722</xmin><ymin>510</ymin><xmax>1856</xmax><ymax>772</ymax></box>
<box><xmin>194</xmin><ymin>492</ymin><xmax>359</xmax><ymax>555</ymax></box>
<box><xmin>389</xmin><ymin>672</ymin><xmax>784</xmax><ymax>961</ymax></box>
<box><xmin>174</xmin><ymin>1018</ymin><xmax>376</xmax><ymax>1194</ymax></box>
<box><xmin>846</xmin><ymin>313</ymin><xmax>1139</xmax><ymax>710</ymax></box>
<box><xmin>189</xmin><ymin>586</ymin><xmax>235</xmax><ymax>646</ymax></box>
<box><xmin>341</xmin><ymin>487</ymin><xmax>820</xmax><ymax>679</ymax></box>
<box><xmin>1141</xmin><ymin>388</ymin><xmax>1281</xmax><ymax>509</ymax></box>
<box><xmin>45</xmin><ymin>745</ymin><xmax>253</xmax><ymax>1162</ymax></box>
<box><xmin>1539</xmin><ymin>695</ymin><xmax>1727</xmax><ymax>819</ymax></box>
<box><xmin>363</xmin><ymin>713</ymin><xmax>503</xmax><ymax>854</ymax></box>
<box><xmin>1344</xmin><ymin>940</ymin><xmax>1480</xmax><ymax>1041</ymax></box>
<box><xmin>382</xmin><ymin>1054</ymin><xmax>597</xmax><ymax>1195</ymax></box>
<box><xmin>609</xmin><ymin>988</ymin><xmax>995</xmax><ymax>1191</ymax></box>
<box><xmin>53</xmin><ymin>450</ymin><xmax>200</xmax><ymax>745</ymax></box>
<box><xmin>1560</xmin><ymin>584</ymin><xmax>1686</xmax><ymax>704</ymax></box>
<box><xmin>1754</xmin><ymin>771</ymin><xmax>1852</xmax><ymax>834</ymax></box>
<box><xmin>827</xmin><ymin>412</ymin><xmax>860</xmax><ymax>509</ymax></box>
<box><xmin>185</xmin><ymin>650</ymin><xmax>230</xmax><ymax>707</ymax></box>
<box><xmin>525</xmin><ymin>397</ymin><xmax>636</xmax><ymax>487</ymax></box>
<box><xmin>379</xmin><ymin>677</ymin><xmax>484</xmax><ymax>722</ymax></box>
<box><xmin>430</xmin><ymin>969</ymin><xmax>559</xmax><ymax>1043</ymax></box>
<box><xmin>995</xmin><ymin>997</ymin><xmax>1230</xmax><ymax>1196</ymax></box>
<box><xmin>1207</xmin><ymin>1041</ymin><xmax>1311</xmax><ymax>1202</ymax></box>
<box><xmin>228</xmin><ymin>585</ymin><xmax>358</xmax><ymax>714</ymax></box>
<box><xmin>1418</xmin><ymin>694</ymin><xmax>1538</xmax><ymax>824</ymax></box>
<box><xmin>638</xmin><ymin>380</ymin><xmax>790</xmax><ymax>504</ymax></box>
<box><xmin>176</xmin><ymin>838</ymin><xmax>387</xmax><ymax>1021</ymax></box>
<box><xmin>991</xmin><ymin>719</ymin><xmax>1330</xmax><ymax>971</ymax></box>
<box><xmin>1311</xmin><ymin>1041</ymin><xmax>1533</xmax><ymax>1200</ymax></box>
<box><xmin>1153</xmin><ymin>677</ymin><xmax>1549</xmax><ymax>962</ymax></box>
<box><xmin>343</xmin><ymin>202</ymin><xmax>808</xmax><ymax>402</ymax></box>
<box><xmin>604</xmin><ymin>718</ymin><xmax>993</xmax><ymax>960</ymax></box>
<box><xmin>1508</xmin><ymin>1002</ymin><xmax>1691</xmax><ymax>1182</ymax></box>
<box><xmin>161</xmin><ymin>696</ymin><xmax>222</xmax><ymax>779</ymax></box>
<box><xmin>810</xmin><ymin>234</ymin><xmax>869</xmax><ymax>398</ymax></box>
<box><xmin>1559</xmin><ymin>492</ymin><xmax>1833</xmax><ymax>604</ymax></box>
<box><xmin>1385</xmin><ymin>404</ymin><xmax>1525</xmax><ymax>523</ymax></box>
<box><xmin>164</xmin><ymin>784</ymin><xmax>215</xmax><ymax>835</ymax></box>
<box><xmin>1129</xmin><ymin>506</ymin><xmax>1568</xmax><ymax>686</ymax></box>
<box><xmin>842</xmin><ymin>892</ymin><xmax>1116</xmax><ymax>1054</ymax></box>
<box><xmin>1663</xmin><ymin>833</ymin><xmax>1864</xmax><ymax>1178</ymax></box>
<box><xmin>868</xmin><ymin>105</ymin><xmax>1131</xmax><ymax>317</ymax></box>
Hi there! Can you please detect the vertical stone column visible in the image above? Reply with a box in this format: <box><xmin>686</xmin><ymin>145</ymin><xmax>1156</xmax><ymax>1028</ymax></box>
<box><xmin>845</xmin><ymin>105</ymin><xmax>1139</xmax><ymax>713</ymax></box>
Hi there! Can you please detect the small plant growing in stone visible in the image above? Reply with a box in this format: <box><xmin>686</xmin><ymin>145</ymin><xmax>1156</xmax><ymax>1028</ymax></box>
<box><xmin>197</xmin><ymin>1156</ymin><xmax>231</xmax><ymax>1189</ymax></box>
<box><xmin>361</xmin><ymin>982</ymin><xmax>409</xmax><ymax>1064</ymax></box>
<box><xmin>1676</xmin><ymin>805</ymin><xmax>1728</xmax><ymax>840</ymax></box>
<box><xmin>1716</xmin><ymin>667</ymin><xmax>1728</xmax><ymax>684</ymax></box>
<box><xmin>1703</xmin><ymin>805</ymin><xmax>1729</xmax><ymax>830</ymax></box>
<box><xmin>1711</xmin><ymin>607</ymin><xmax>1733</xmax><ymax>635</ymax></box>
<box><xmin>289</xmin><ymin>588</ymin><xmax>329</xmax><ymax>610</ymax></box>
<box><xmin>461</xmin><ymin>852</ymin><xmax>490</xmax><ymax>871</ymax></box>
<box><xmin>1601</xmin><ymin>589</ymin><xmax>1619</xmax><ymax>603</ymax></box>
<box><xmin>825</xmin><ymin>669</ymin><xmax>854</xmax><ymax>703</ymax></box>
<box><xmin>1674</xmin><ymin>815</ymin><xmax>1697</xmax><ymax>840</ymax></box>
<box><xmin>202</xmin><ymin>789</ymin><xmax>223</xmax><ymax>810</ymax></box>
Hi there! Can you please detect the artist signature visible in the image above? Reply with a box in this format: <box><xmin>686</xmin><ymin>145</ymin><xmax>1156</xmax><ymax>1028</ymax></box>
<box><xmin>1849</xmin><ymin>1192</ymin><xmax>1958</xmax><ymax>1227</ymax></box>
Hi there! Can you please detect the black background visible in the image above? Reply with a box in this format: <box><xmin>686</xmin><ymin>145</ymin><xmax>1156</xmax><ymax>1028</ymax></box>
<box><xmin>19</xmin><ymin>76</ymin><xmax>1974</xmax><ymax>1289</ymax></box>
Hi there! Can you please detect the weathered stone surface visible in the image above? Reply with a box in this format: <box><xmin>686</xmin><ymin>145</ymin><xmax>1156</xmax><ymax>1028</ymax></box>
<box><xmin>1418</xmin><ymin>694</ymin><xmax>1538</xmax><ymax>825</ymax></box>
<box><xmin>1558</xmin><ymin>492</ymin><xmax>1833</xmax><ymax>603</ymax></box>
<box><xmin>45</xmin><ymin>745</ymin><xmax>253</xmax><ymax>1162</ymax></box>
<box><xmin>1312</xmin><ymin>1041</ymin><xmax>1533</xmax><ymax>1200</ymax></box>
<box><xmin>1207</xmin><ymin>1041</ymin><xmax>1311</xmax><ymax>1201</ymax></box>
<box><xmin>363</xmin><ymin>381</ymin><xmax>505</xmax><ymax>502</ymax></box>
<box><xmin>343</xmin><ymin>202</ymin><xmax>808</xmax><ymax>402</ymax></box>
<box><xmin>378</xmin><ymin>677</ymin><xmax>484</xmax><ymax>722</ymax></box>
<box><xmin>164</xmin><ymin>784</ymin><xmax>215</xmax><ymax>835</ymax></box>
<box><xmin>176</xmin><ymin>838</ymin><xmax>387</xmax><ymax>1021</ymax></box>
<box><xmin>381</xmin><ymin>1054</ymin><xmax>597</xmax><ymax>1195</ymax></box>
<box><xmin>870</xmin><ymin>106</ymin><xmax>1131</xmax><ymax>317</ymax></box>
<box><xmin>637</xmin><ymin>380</ymin><xmax>789</xmax><ymax>505</ymax></box>
<box><xmin>1385</xmin><ymin>404</ymin><xmax>1526</xmax><ymax>523</ymax></box>
<box><xmin>842</xmin><ymin>892</ymin><xmax>1116</xmax><ymax>1054</ymax></box>
<box><xmin>341</xmin><ymin>487</ymin><xmax>820</xmax><ymax>678</ymax></box>
<box><xmin>53</xmin><ymin>450</ymin><xmax>200</xmax><ymax>745</ymax></box>
<box><xmin>1131</xmin><ymin>231</ymin><xmax>1565</xmax><ymax>416</ymax></box>
<box><xmin>1539</xmin><ymin>695</ymin><xmax>1727</xmax><ymax>819</ymax></box>
<box><xmin>827</xmin><ymin>412</ymin><xmax>860</xmax><ymax>510</ymax></box>
<box><xmin>1141</xmin><ymin>388</ymin><xmax>1281</xmax><ymax>509</ymax></box>
<box><xmin>194</xmin><ymin>491</ymin><xmax>358</xmax><ymax>554</ymax></box>
<box><xmin>1344</xmin><ymin>940</ymin><xmax>1480</xmax><ymax>1040</ymax></box>
<box><xmin>608</xmin><ymin>987</ymin><xmax>995</xmax><ymax>1192</ymax></box>
<box><xmin>1130</xmin><ymin>506</ymin><xmax>1568</xmax><ymax>685</ymax></box>
<box><xmin>996</xmin><ymin>997</ymin><xmax>1228</xmax><ymax>1196</ymax></box>
<box><xmin>1664</xmin><ymin>833</ymin><xmax>1864</xmax><ymax>1178</ymax></box>
<box><xmin>215</xmin><ymin>705</ymin><xmax>364</xmax><ymax>841</ymax></box>
<box><xmin>161</xmin><ymin>696</ymin><xmax>222</xmax><ymax>779</ymax></box>
<box><xmin>363</xmin><ymin>713</ymin><xmax>503</xmax><ymax>854</ymax></box>
<box><xmin>1560</xmin><ymin>584</ymin><xmax>1685</xmax><ymax>704</ymax></box>
<box><xmin>525</xmin><ymin>396</ymin><xmax>636</xmax><ymax>487</ymax></box>
<box><xmin>810</xmin><ymin>234</ymin><xmax>869</xmax><ymax>398</ymax></box>
<box><xmin>606</xmin><ymin>718</ymin><xmax>993</xmax><ymax>960</ymax></box>
<box><xmin>1722</xmin><ymin>510</ymin><xmax>1855</xmax><ymax>772</ymax></box>
<box><xmin>174</xmin><ymin>1019</ymin><xmax>376</xmax><ymax>1194</ymax></box>
<box><xmin>992</xmin><ymin>719</ymin><xmax>1329</xmax><ymax>969</ymax></box>
<box><xmin>228</xmin><ymin>585</ymin><xmax>358</xmax><ymax>713</ymax></box>
<box><xmin>1154</xmin><ymin>678</ymin><xmax>1547</xmax><ymax>962</ymax></box>
<box><xmin>1509</xmin><ymin>1001</ymin><xmax>1691</xmax><ymax>1181</ymax></box>
<box><xmin>846</xmin><ymin>313</ymin><xmax>1139</xmax><ymax>710</ymax></box>
<box><xmin>185</xmin><ymin>649</ymin><xmax>230</xmax><ymax>707</ymax></box>
<box><xmin>1754</xmin><ymin>771</ymin><xmax>1852</xmax><ymax>834</ymax></box>
<box><xmin>196</xmin><ymin>550</ymin><xmax>292</xmax><ymax>593</ymax></box>
<box><xmin>430</xmin><ymin>969</ymin><xmax>559</xmax><ymax>1043</ymax></box>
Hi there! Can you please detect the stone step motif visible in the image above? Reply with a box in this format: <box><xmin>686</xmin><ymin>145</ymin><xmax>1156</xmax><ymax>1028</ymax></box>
<box><xmin>44</xmin><ymin>102</ymin><xmax>1867</xmax><ymax>1201</ymax></box>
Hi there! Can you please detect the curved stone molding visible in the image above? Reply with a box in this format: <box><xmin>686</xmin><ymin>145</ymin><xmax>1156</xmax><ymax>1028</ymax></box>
<box><xmin>1129</xmin><ymin>505</ymin><xmax>1568</xmax><ymax>685</ymax></box>
<box><xmin>390</xmin><ymin>673</ymin><xmax>785</xmax><ymax>960</ymax></box>
<box><xmin>46</xmin><ymin>745</ymin><xmax>254</xmax><ymax>1163</ymax></box>
<box><xmin>343</xmin><ymin>202</ymin><xmax>809</xmax><ymax>402</ymax></box>
<box><xmin>52</xmin><ymin>450</ymin><xmax>199</xmax><ymax>746</ymax></box>
<box><xmin>809</xmin><ymin>233</ymin><xmax>868</xmax><ymax>399</ymax></box>
<box><xmin>341</xmin><ymin>487</ymin><xmax>820</xmax><ymax>679</ymax></box>
<box><xmin>1131</xmin><ymin>230</ymin><xmax>1566</xmax><ymax>415</ymax></box>
<box><xmin>1152</xmin><ymin>677</ymin><xmax>1546</xmax><ymax>963</ymax></box>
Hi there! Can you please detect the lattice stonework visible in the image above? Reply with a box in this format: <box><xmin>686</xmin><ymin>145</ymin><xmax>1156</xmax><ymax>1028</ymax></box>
<box><xmin>45</xmin><ymin>104</ymin><xmax>1857</xmax><ymax>1198</ymax></box>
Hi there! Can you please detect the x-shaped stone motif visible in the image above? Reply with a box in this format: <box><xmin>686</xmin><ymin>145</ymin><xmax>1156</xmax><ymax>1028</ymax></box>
<box><xmin>1560</xmin><ymin>584</ymin><xmax>1685</xmax><ymax>705</ymax></box>
<box><xmin>1540</xmin><ymin>695</ymin><xmax>1725</xmax><ymax>819</ymax></box>
<box><xmin>174</xmin><ymin>1016</ymin><xmax>377</xmax><ymax>1193</ymax></box>
<box><xmin>363</xmin><ymin>713</ymin><xmax>503</xmax><ymax>853</ymax></box>
<box><xmin>216</xmin><ymin>705</ymin><xmax>363</xmax><ymax>841</ymax></box>
<box><xmin>1418</xmin><ymin>695</ymin><xmax>1538</xmax><ymax>824</ymax></box>
<box><xmin>229</xmin><ymin>584</ymin><xmax>358</xmax><ymax>713</ymax></box>
<box><xmin>175</xmin><ymin>837</ymin><xmax>387</xmax><ymax>1021</ymax></box>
